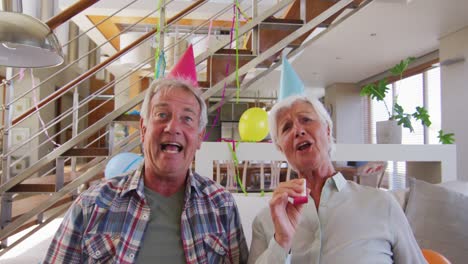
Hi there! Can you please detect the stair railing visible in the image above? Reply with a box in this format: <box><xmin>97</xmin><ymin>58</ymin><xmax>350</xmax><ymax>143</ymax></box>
<box><xmin>0</xmin><ymin>0</ymin><xmax>208</xmax><ymax>184</ymax></box>
<box><xmin>1</xmin><ymin>1</ymin><xmax>214</xmax><ymax>249</ymax></box>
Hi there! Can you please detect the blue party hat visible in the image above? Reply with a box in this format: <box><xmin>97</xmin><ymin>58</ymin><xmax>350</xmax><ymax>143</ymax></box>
<box><xmin>279</xmin><ymin>54</ymin><xmax>305</xmax><ymax>100</ymax></box>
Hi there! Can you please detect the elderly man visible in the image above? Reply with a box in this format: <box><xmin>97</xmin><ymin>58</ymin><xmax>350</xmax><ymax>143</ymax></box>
<box><xmin>247</xmin><ymin>94</ymin><xmax>426</xmax><ymax>264</ymax></box>
<box><xmin>44</xmin><ymin>78</ymin><xmax>248</xmax><ymax>264</ymax></box>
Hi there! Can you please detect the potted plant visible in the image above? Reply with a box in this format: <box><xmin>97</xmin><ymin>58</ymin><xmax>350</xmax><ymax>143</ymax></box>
<box><xmin>360</xmin><ymin>57</ymin><xmax>455</xmax><ymax>144</ymax></box>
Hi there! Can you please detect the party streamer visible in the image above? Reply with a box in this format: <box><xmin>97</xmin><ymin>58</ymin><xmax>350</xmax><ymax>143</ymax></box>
<box><xmin>235</xmin><ymin>0</ymin><xmax>240</xmax><ymax>103</ymax></box>
<box><xmin>203</xmin><ymin>7</ymin><xmax>237</xmax><ymax>140</ymax></box>
<box><xmin>226</xmin><ymin>140</ymin><xmax>248</xmax><ymax>195</ymax></box>
<box><xmin>18</xmin><ymin>68</ymin><xmax>25</xmax><ymax>81</ymax></box>
<box><xmin>154</xmin><ymin>0</ymin><xmax>166</xmax><ymax>79</ymax></box>
<box><xmin>30</xmin><ymin>69</ymin><xmax>61</xmax><ymax>147</ymax></box>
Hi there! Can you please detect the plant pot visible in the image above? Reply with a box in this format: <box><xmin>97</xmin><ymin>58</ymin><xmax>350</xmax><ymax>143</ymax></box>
<box><xmin>376</xmin><ymin>120</ymin><xmax>402</xmax><ymax>144</ymax></box>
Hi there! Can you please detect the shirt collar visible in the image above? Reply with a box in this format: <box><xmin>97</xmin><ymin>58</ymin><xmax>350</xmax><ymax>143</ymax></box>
<box><xmin>120</xmin><ymin>162</ymin><xmax>145</xmax><ymax>198</ymax></box>
<box><xmin>326</xmin><ymin>172</ymin><xmax>347</xmax><ymax>192</ymax></box>
<box><xmin>184</xmin><ymin>170</ymin><xmax>195</xmax><ymax>198</ymax></box>
<box><xmin>121</xmin><ymin>161</ymin><xmax>196</xmax><ymax>199</ymax></box>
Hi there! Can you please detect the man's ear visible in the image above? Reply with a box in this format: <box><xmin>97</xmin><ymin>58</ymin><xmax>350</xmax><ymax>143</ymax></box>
<box><xmin>197</xmin><ymin>128</ymin><xmax>206</xmax><ymax>149</ymax></box>
<box><xmin>140</xmin><ymin>118</ymin><xmax>146</xmax><ymax>143</ymax></box>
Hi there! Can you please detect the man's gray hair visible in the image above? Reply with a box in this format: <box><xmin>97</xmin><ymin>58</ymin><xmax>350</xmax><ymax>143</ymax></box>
<box><xmin>140</xmin><ymin>78</ymin><xmax>208</xmax><ymax>132</ymax></box>
<box><xmin>268</xmin><ymin>94</ymin><xmax>335</xmax><ymax>156</ymax></box>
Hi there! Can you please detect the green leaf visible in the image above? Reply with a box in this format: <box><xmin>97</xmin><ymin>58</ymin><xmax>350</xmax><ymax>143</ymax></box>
<box><xmin>390</xmin><ymin>57</ymin><xmax>416</xmax><ymax>76</ymax></box>
<box><xmin>412</xmin><ymin>106</ymin><xmax>431</xmax><ymax>127</ymax></box>
<box><xmin>397</xmin><ymin>115</ymin><xmax>414</xmax><ymax>132</ymax></box>
<box><xmin>360</xmin><ymin>79</ymin><xmax>389</xmax><ymax>101</ymax></box>
<box><xmin>393</xmin><ymin>103</ymin><xmax>414</xmax><ymax>132</ymax></box>
<box><xmin>360</xmin><ymin>83</ymin><xmax>375</xmax><ymax>96</ymax></box>
<box><xmin>438</xmin><ymin>130</ymin><xmax>455</xmax><ymax>144</ymax></box>
<box><xmin>393</xmin><ymin>103</ymin><xmax>404</xmax><ymax>115</ymax></box>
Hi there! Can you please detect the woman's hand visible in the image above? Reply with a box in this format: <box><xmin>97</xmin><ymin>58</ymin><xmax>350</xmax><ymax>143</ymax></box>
<box><xmin>269</xmin><ymin>178</ymin><xmax>308</xmax><ymax>250</ymax></box>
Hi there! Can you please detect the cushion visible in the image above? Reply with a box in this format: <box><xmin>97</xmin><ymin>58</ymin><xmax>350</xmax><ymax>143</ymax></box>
<box><xmin>439</xmin><ymin>180</ymin><xmax>468</xmax><ymax>196</ymax></box>
<box><xmin>405</xmin><ymin>178</ymin><xmax>468</xmax><ymax>264</ymax></box>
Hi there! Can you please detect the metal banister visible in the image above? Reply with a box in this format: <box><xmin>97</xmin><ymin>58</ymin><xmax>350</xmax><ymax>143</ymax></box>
<box><xmin>46</xmin><ymin>0</ymin><xmax>100</xmax><ymax>30</ymax></box>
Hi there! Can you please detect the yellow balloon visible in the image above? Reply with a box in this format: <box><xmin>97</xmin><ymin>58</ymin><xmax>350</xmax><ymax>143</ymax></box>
<box><xmin>238</xmin><ymin>107</ymin><xmax>269</xmax><ymax>142</ymax></box>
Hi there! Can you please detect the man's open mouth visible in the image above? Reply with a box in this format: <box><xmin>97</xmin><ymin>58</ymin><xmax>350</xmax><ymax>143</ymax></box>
<box><xmin>161</xmin><ymin>142</ymin><xmax>183</xmax><ymax>153</ymax></box>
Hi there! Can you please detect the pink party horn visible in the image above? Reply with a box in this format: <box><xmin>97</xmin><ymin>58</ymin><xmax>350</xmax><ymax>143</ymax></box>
<box><xmin>288</xmin><ymin>180</ymin><xmax>308</xmax><ymax>205</ymax></box>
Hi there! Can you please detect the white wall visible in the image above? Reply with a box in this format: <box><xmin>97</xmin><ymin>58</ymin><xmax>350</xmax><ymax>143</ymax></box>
<box><xmin>440</xmin><ymin>25</ymin><xmax>468</xmax><ymax>181</ymax></box>
<box><xmin>9</xmin><ymin>72</ymin><xmax>40</xmax><ymax>167</ymax></box>
<box><xmin>325</xmin><ymin>83</ymin><xmax>364</xmax><ymax>144</ymax></box>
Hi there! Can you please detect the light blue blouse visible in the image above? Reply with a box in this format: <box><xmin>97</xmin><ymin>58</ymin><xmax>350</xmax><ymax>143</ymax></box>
<box><xmin>248</xmin><ymin>173</ymin><xmax>427</xmax><ymax>264</ymax></box>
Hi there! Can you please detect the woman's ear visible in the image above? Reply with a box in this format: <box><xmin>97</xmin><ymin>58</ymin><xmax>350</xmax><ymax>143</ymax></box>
<box><xmin>276</xmin><ymin>143</ymin><xmax>283</xmax><ymax>152</ymax></box>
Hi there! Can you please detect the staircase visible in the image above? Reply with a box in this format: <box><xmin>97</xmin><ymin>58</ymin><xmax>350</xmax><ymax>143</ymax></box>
<box><xmin>0</xmin><ymin>0</ymin><xmax>371</xmax><ymax>255</ymax></box>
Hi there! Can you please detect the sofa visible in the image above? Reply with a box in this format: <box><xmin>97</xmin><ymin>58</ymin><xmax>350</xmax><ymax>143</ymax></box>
<box><xmin>233</xmin><ymin>178</ymin><xmax>468</xmax><ymax>264</ymax></box>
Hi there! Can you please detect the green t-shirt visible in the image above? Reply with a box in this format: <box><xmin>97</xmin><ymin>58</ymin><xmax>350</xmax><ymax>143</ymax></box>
<box><xmin>135</xmin><ymin>186</ymin><xmax>186</xmax><ymax>263</ymax></box>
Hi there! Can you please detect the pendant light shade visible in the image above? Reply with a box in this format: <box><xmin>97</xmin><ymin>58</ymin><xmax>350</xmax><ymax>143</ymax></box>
<box><xmin>0</xmin><ymin>11</ymin><xmax>64</xmax><ymax>68</ymax></box>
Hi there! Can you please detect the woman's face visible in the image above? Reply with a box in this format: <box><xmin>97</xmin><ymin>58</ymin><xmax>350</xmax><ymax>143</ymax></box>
<box><xmin>275</xmin><ymin>100</ymin><xmax>331</xmax><ymax>173</ymax></box>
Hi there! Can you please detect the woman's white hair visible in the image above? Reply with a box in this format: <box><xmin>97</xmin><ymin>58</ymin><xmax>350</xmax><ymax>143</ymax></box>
<box><xmin>140</xmin><ymin>78</ymin><xmax>208</xmax><ymax>132</ymax></box>
<box><xmin>268</xmin><ymin>94</ymin><xmax>335</xmax><ymax>157</ymax></box>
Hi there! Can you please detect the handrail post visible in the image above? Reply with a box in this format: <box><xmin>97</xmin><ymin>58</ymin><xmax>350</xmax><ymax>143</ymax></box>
<box><xmin>300</xmin><ymin>0</ymin><xmax>306</xmax><ymax>23</ymax></box>
<box><xmin>158</xmin><ymin>0</ymin><xmax>166</xmax><ymax>63</ymax></box>
<box><xmin>0</xmin><ymin>193</ymin><xmax>13</xmax><ymax>248</ymax></box>
<box><xmin>0</xmin><ymin>69</ymin><xmax>13</xmax><ymax>248</ymax></box>
<box><xmin>1</xmin><ymin>68</ymin><xmax>14</xmax><ymax>184</ymax></box>
<box><xmin>71</xmin><ymin>87</ymin><xmax>79</xmax><ymax>174</ymax></box>
<box><xmin>108</xmin><ymin>122</ymin><xmax>115</xmax><ymax>155</ymax></box>
<box><xmin>251</xmin><ymin>0</ymin><xmax>259</xmax><ymax>55</ymax></box>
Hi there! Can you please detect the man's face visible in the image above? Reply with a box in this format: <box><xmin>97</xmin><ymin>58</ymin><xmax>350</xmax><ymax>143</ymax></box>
<box><xmin>275</xmin><ymin>101</ymin><xmax>331</xmax><ymax>173</ymax></box>
<box><xmin>140</xmin><ymin>86</ymin><xmax>204</xmax><ymax>179</ymax></box>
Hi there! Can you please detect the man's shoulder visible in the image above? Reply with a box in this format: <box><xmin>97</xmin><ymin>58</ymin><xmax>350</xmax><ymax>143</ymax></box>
<box><xmin>191</xmin><ymin>172</ymin><xmax>235</xmax><ymax>207</ymax></box>
<box><xmin>78</xmin><ymin>175</ymin><xmax>131</xmax><ymax>207</ymax></box>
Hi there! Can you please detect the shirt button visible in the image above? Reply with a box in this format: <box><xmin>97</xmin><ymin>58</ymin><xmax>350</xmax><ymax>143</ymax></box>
<box><xmin>142</xmin><ymin>214</ymin><xmax>149</xmax><ymax>219</ymax></box>
<box><xmin>96</xmin><ymin>250</ymin><xmax>101</xmax><ymax>256</ymax></box>
<box><xmin>218</xmin><ymin>248</ymin><xmax>225</xmax><ymax>254</ymax></box>
<box><xmin>129</xmin><ymin>253</ymin><xmax>135</xmax><ymax>259</ymax></box>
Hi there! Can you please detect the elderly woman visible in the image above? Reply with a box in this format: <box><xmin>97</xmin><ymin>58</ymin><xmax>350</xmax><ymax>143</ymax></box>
<box><xmin>247</xmin><ymin>95</ymin><xmax>426</xmax><ymax>264</ymax></box>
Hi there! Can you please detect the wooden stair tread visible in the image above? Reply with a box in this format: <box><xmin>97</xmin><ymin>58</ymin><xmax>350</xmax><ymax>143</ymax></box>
<box><xmin>61</xmin><ymin>148</ymin><xmax>109</xmax><ymax>157</ymax></box>
<box><xmin>263</xmin><ymin>17</ymin><xmax>303</xmax><ymax>24</ymax></box>
<box><xmin>115</xmin><ymin>114</ymin><xmax>140</xmax><ymax>122</ymax></box>
<box><xmin>21</xmin><ymin>171</ymin><xmax>78</xmax><ymax>185</ymax></box>
<box><xmin>0</xmin><ymin>194</ymin><xmax>73</xmax><ymax>219</ymax></box>
<box><xmin>198</xmin><ymin>81</ymin><xmax>211</xmax><ymax>88</ymax></box>
<box><xmin>214</xmin><ymin>49</ymin><xmax>253</xmax><ymax>55</ymax></box>
<box><xmin>8</xmin><ymin>168</ymin><xmax>104</xmax><ymax>193</ymax></box>
<box><xmin>8</xmin><ymin>172</ymin><xmax>79</xmax><ymax>192</ymax></box>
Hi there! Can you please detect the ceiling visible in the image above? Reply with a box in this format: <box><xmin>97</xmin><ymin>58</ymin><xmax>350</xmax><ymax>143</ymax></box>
<box><xmin>59</xmin><ymin>0</ymin><xmax>468</xmax><ymax>98</ymax></box>
<box><xmin>248</xmin><ymin>0</ymin><xmax>468</xmax><ymax>97</ymax></box>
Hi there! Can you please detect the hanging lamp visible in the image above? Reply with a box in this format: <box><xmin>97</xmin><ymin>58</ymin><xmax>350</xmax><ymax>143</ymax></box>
<box><xmin>0</xmin><ymin>0</ymin><xmax>64</xmax><ymax>68</ymax></box>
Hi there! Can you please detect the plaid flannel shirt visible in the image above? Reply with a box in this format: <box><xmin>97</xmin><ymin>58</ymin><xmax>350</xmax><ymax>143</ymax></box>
<box><xmin>43</xmin><ymin>164</ymin><xmax>248</xmax><ymax>263</ymax></box>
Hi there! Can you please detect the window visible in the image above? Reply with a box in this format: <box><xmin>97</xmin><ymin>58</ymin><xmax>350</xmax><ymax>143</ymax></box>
<box><xmin>367</xmin><ymin>65</ymin><xmax>441</xmax><ymax>190</ymax></box>
<box><xmin>426</xmin><ymin>67</ymin><xmax>442</xmax><ymax>144</ymax></box>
